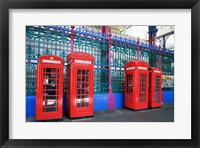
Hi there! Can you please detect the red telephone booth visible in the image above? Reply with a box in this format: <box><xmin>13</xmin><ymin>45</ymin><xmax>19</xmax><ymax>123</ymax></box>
<box><xmin>124</xmin><ymin>60</ymin><xmax>149</xmax><ymax>110</ymax></box>
<box><xmin>66</xmin><ymin>52</ymin><xmax>94</xmax><ymax>118</ymax></box>
<box><xmin>36</xmin><ymin>55</ymin><xmax>63</xmax><ymax>121</ymax></box>
<box><xmin>149</xmin><ymin>67</ymin><xmax>162</xmax><ymax>108</ymax></box>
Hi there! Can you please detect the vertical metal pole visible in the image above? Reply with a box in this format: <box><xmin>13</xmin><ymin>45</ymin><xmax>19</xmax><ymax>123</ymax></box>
<box><xmin>148</xmin><ymin>26</ymin><xmax>152</xmax><ymax>46</ymax></box>
<box><xmin>70</xmin><ymin>26</ymin><xmax>75</xmax><ymax>53</ymax></box>
<box><xmin>148</xmin><ymin>26</ymin><xmax>158</xmax><ymax>47</ymax></box>
<box><xmin>158</xmin><ymin>44</ymin><xmax>163</xmax><ymax>105</ymax></box>
<box><xmin>153</xmin><ymin>35</ymin><xmax>157</xmax><ymax>47</ymax></box>
<box><xmin>149</xmin><ymin>35</ymin><xmax>152</xmax><ymax>45</ymax></box>
<box><xmin>102</xmin><ymin>26</ymin><xmax>109</xmax><ymax>35</ymax></box>
<box><xmin>152</xmin><ymin>26</ymin><xmax>158</xmax><ymax>47</ymax></box>
<box><xmin>102</xmin><ymin>26</ymin><xmax>115</xmax><ymax>110</ymax></box>
<box><xmin>158</xmin><ymin>45</ymin><xmax>162</xmax><ymax>68</ymax></box>
<box><xmin>137</xmin><ymin>37</ymin><xmax>140</xmax><ymax>60</ymax></box>
<box><xmin>108</xmin><ymin>29</ymin><xmax>112</xmax><ymax>95</ymax></box>
<box><xmin>162</xmin><ymin>36</ymin><xmax>166</xmax><ymax>49</ymax></box>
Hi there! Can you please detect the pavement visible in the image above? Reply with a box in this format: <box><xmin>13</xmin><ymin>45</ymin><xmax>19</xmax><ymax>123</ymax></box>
<box><xmin>26</xmin><ymin>103</ymin><xmax>174</xmax><ymax>122</ymax></box>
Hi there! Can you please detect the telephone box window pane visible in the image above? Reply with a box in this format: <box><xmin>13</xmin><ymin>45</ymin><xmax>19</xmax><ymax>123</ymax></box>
<box><xmin>44</xmin><ymin>90</ymin><xmax>58</xmax><ymax>95</ymax></box>
<box><xmin>77</xmin><ymin>75</ymin><xmax>82</xmax><ymax>91</ymax></box>
<box><xmin>77</xmin><ymin>81</ymin><xmax>81</xmax><ymax>88</ymax></box>
<box><xmin>44</xmin><ymin>90</ymin><xmax>52</xmax><ymax>94</ymax></box>
<box><xmin>77</xmin><ymin>89</ymin><xmax>81</xmax><ymax>94</ymax></box>
<box><xmin>85</xmin><ymin>95</ymin><xmax>89</xmax><ymax>107</ymax></box>
<box><xmin>86</xmin><ymin>89</ymin><xmax>89</xmax><ymax>95</ymax></box>
<box><xmin>139</xmin><ymin>74</ymin><xmax>146</xmax><ymax>102</ymax></box>
<box><xmin>45</xmin><ymin>107</ymin><xmax>57</xmax><ymax>112</ymax></box>
<box><xmin>82</xmin><ymin>83</ymin><xmax>85</xmax><ymax>88</ymax></box>
<box><xmin>78</xmin><ymin>69</ymin><xmax>81</xmax><ymax>75</ymax></box>
<box><xmin>77</xmin><ymin>103</ymin><xmax>81</xmax><ymax>107</ymax></box>
<box><xmin>76</xmin><ymin>69</ymin><xmax>90</xmax><ymax>107</ymax></box>
<box><xmin>126</xmin><ymin>74</ymin><xmax>133</xmax><ymax>94</ymax></box>
<box><xmin>82</xmin><ymin>101</ymin><xmax>85</xmax><ymax>107</ymax></box>
<box><xmin>77</xmin><ymin>76</ymin><xmax>81</xmax><ymax>81</ymax></box>
<box><xmin>77</xmin><ymin>95</ymin><xmax>81</xmax><ymax>108</ymax></box>
<box><xmin>82</xmin><ymin>95</ymin><xmax>85</xmax><ymax>107</ymax></box>
<box><xmin>86</xmin><ymin>76</ymin><xmax>89</xmax><ymax>81</ymax></box>
<box><xmin>86</xmin><ymin>83</ymin><xmax>89</xmax><ymax>87</ymax></box>
<box><xmin>86</xmin><ymin>70</ymin><xmax>89</xmax><ymax>75</ymax></box>
<box><xmin>82</xmin><ymin>70</ymin><xmax>85</xmax><ymax>75</ymax></box>
<box><xmin>155</xmin><ymin>76</ymin><xmax>160</xmax><ymax>102</ymax></box>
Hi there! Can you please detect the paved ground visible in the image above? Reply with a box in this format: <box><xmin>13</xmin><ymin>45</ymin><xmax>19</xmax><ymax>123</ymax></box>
<box><xmin>26</xmin><ymin>103</ymin><xmax>174</xmax><ymax>122</ymax></box>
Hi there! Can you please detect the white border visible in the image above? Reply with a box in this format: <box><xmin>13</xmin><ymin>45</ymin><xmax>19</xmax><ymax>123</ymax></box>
<box><xmin>9</xmin><ymin>9</ymin><xmax>191</xmax><ymax>139</ymax></box>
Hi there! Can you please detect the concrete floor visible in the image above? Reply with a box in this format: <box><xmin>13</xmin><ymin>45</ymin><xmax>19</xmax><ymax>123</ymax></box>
<box><xmin>26</xmin><ymin>103</ymin><xmax>174</xmax><ymax>122</ymax></box>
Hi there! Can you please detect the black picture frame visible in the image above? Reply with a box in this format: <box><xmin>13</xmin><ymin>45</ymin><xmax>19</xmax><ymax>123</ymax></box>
<box><xmin>0</xmin><ymin>0</ymin><xmax>199</xmax><ymax>148</ymax></box>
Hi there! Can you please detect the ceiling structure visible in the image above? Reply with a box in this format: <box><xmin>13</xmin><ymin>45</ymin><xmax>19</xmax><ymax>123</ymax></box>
<box><xmin>88</xmin><ymin>26</ymin><xmax>174</xmax><ymax>50</ymax></box>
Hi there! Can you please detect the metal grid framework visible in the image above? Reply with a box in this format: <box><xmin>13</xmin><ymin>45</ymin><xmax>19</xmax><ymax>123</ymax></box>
<box><xmin>26</xmin><ymin>26</ymin><xmax>174</xmax><ymax>95</ymax></box>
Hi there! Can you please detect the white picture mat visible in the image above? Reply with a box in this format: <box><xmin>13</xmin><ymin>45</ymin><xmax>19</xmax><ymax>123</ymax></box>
<box><xmin>9</xmin><ymin>9</ymin><xmax>191</xmax><ymax>139</ymax></box>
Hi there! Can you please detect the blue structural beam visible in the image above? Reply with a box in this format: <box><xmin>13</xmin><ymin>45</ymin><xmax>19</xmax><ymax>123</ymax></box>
<box><xmin>148</xmin><ymin>26</ymin><xmax>158</xmax><ymax>36</ymax></box>
<box><xmin>94</xmin><ymin>94</ymin><xmax>108</xmax><ymax>111</ymax></box>
<box><xmin>148</xmin><ymin>26</ymin><xmax>158</xmax><ymax>46</ymax></box>
<box><xmin>163</xmin><ymin>91</ymin><xmax>174</xmax><ymax>103</ymax></box>
<box><xmin>26</xmin><ymin>96</ymin><xmax>36</xmax><ymax>117</ymax></box>
<box><xmin>26</xmin><ymin>92</ymin><xmax>174</xmax><ymax>117</ymax></box>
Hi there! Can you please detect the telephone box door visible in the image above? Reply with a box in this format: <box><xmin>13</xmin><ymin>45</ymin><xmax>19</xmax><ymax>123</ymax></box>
<box><xmin>149</xmin><ymin>68</ymin><xmax>162</xmax><ymax>108</ymax></box>
<box><xmin>124</xmin><ymin>60</ymin><xmax>149</xmax><ymax>110</ymax></box>
<box><xmin>136</xmin><ymin>69</ymin><xmax>148</xmax><ymax>109</ymax></box>
<box><xmin>124</xmin><ymin>70</ymin><xmax>134</xmax><ymax>109</ymax></box>
<box><xmin>36</xmin><ymin>55</ymin><xmax>63</xmax><ymax>121</ymax></box>
<box><xmin>66</xmin><ymin>52</ymin><xmax>94</xmax><ymax>118</ymax></box>
<box><xmin>155</xmin><ymin>75</ymin><xmax>162</xmax><ymax>104</ymax></box>
<box><xmin>73</xmin><ymin>66</ymin><xmax>94</xmax><ymax>117</ymax></box>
